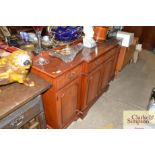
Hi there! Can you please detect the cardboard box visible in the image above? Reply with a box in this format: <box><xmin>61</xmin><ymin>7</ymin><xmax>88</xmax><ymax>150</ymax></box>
<box><xmin>116</xmin><ymin>31</ymin><xmax>134</xmax><ymax>47</ymax></box>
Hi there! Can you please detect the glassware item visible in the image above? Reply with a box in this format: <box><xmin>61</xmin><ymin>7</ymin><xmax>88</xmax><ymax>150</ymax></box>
<box><xmin>33</xmin><ymin>26</ymin><xmax>44</xmax><ymax>54</ymax></box>
<box><xmin>33</xmin><ymin>26</ymin><xmax>49</xmax><ymax>66</ymax></box>
<box><xmin>20</xmin><ymin>32</ymin><xmax>29</xmax><ymax>43</ymax></box>
<box><xmin>46</xmin><ymin>27</ymin><xmax>57</xmax><ymax>47</ymax></box>
<box><xmin>35</xmin><ymin>57</ymin><xmax>49</xmax><ymax>66</ymax></box>
<box><xmin>51</xmin><ymin>26</ymin><xmax>83</xmax><ymax>42</ymax></box>
<box><xmin>49</xmin><ymin>43</ymin><xmax>83</xmax><ymax>63</ymax></box>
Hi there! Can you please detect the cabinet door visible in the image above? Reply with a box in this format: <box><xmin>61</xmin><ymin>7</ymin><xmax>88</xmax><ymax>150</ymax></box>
<box><xmin>100</xmin><ymin>56</ymin><xmax>115</xmax><ymax>92</ymax></box>
<box><xmin>86</xmin><ymin>67</ymin><xmax>102</xmax><ymax>105</ymax></box>
<box><xmin>56</xmin><ymin>78</ymin><xmax>80</xmax><ymax>128</ymax></box>
<box><xmin>110</xmin><ymin>47</ymin><xmax>120</xmax><ymax>80</ymax></box>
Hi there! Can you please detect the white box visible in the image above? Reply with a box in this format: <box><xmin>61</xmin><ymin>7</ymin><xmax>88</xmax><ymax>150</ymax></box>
<box><xmin>116</xmin><ymin>31</ymin><xmax>134</xmax><ymax>47</ymax></box>
<box><xmin>136</xmin><ymin>44</ymin><xmax>142</xmax><ymax>51</ymax></box>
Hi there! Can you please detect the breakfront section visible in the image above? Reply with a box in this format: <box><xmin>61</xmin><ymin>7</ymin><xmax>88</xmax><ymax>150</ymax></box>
<box><xmin>98</xmin><ymin>56</ymin><xmax>115</xmax><ymax>94</ymax></box>
<box><xmin>80</xmin><ymin>45</ymin><xmax>120</xmax><ymax>117</ymax></box>
<box><xmin>98</xmin><ymin>47</ymin><xmax>120</xmax><ymax>95</ymax></box>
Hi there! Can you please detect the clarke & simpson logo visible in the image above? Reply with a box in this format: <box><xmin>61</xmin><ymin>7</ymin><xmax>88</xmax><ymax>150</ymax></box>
<box><xmin>123</xmin><ymin>111</ymin><xmax>155</xmax><ymax>129</ymax></box>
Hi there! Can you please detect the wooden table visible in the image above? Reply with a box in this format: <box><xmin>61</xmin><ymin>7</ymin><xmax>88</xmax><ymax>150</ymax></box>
<box><xmin>0</xmin><ymin>73</ymin><xmax>51</xmax><ymax>129</ymax></box>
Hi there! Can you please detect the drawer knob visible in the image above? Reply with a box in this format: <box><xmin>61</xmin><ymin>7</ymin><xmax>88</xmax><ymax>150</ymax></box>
<box><xmin>95</xmin><ymin>60</ymin><xmax>99</xmax><ymax>65</ymax></box>
<box><xmin>61</xmin><ymin>94</ymin><xmax>65</xmax><ymax>98</ymax></box>
<box><xmin>68</xmin><ymin>72</ymin><xmax>76</xmax><ymax>80</ymax></box>
<box><xmin>89</xmin><ymin>75</ymin><xmax>94</xmax><ymax>80</ymax></box>
<box><xmin>11</xmin><ymin>115</ymin><xmax>24</xmax><ymax>128</ymax></box>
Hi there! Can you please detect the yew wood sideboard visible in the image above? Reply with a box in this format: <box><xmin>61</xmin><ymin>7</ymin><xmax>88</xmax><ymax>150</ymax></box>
<box><xmin>32</xmin><ymin>39</ymin><xmax>120</xmax><ymax>129</ymax></box>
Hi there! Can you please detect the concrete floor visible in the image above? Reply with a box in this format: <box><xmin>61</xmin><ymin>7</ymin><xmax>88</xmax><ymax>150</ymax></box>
<box><xmin>68</xmin><ymin>50</ymin><xmax>155</xmax><ymax>129</ymax></box>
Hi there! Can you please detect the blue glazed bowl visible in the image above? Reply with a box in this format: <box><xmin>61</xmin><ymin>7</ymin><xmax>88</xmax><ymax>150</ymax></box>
<box><xmin>52</xmin><ymin>26</ymin><xmax>83</xmax><ymax>42</ymax></box>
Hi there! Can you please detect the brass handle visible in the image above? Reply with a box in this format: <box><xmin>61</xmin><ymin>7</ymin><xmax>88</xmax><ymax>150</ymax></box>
<box><xmin>29</xmin><ymin>122</ymin><xmax>40</xmax><ymax>129</ymax></box>
<box><xmin>11</xmin><ymin>115</ymin><xmax>24</xmax><ymax>128</ymax></box>
<box><xmin>90</xmin><ymin>76</ymin><xmax>93</xmax><ymax>80</ymax></box>
<box><xmin>61</xmin><ymin>94</ymin><xmax>65</xmax><ymax>98</ymax></box>
<box><xmin>95</xmin><ymin>60</ymin><xmax>99</xmax><ymax>65</ymax></box>
<box><xmin>68</xmin><ymin>72</ymin><xmax>76</xmax><ymax>80</ymax></box>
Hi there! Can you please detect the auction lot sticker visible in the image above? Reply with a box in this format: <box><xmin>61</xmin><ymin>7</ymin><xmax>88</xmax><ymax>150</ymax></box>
<box><xmin>123</xmin><ymin>111</ymin><xmax>155</xmax><ymax>129</ymax></box>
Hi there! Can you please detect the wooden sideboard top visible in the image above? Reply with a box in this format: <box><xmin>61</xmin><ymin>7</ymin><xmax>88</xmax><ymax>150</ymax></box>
<box><xmin>32</xmin><ymin>39</ymin><xmax>119</xmax><ymax>78</ymax></box>
<box><xmin>0</xmin><ymin>73</ymin><xmax>51</xmax><ymax>120</ymax></box>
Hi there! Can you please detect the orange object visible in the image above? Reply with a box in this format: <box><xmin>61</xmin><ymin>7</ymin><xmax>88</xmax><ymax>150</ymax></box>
<box><xmin>93</xmin><ymin>26</ymin><xmax>108</xmax><ymax>41</ymax></box>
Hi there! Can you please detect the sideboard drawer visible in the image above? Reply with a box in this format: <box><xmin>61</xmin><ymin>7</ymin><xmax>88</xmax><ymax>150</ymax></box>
<box><xmin>56</xmin><ymin>64</ymin><xmax>82</xmax><ymax>90</ymax></box>
<box><xmin>0</xmin><ymin>95</ymin><xmax>44</xmax><ymax>129</ymax></box>
<box><xmin>88</xmin><ymin>55</ymin><xmax>105</xmax><ymax>72</ymax></box>
<box><xmin>88</xmin><ymin>47</ymin><xmax>116</xmax><ymax>73</ymax></box>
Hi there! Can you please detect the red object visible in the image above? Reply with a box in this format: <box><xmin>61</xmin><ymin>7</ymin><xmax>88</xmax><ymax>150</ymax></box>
<box><xmin>33</xmin><ymin>26</ymin><xmax>46</xmax><ymax>32</ymax></box>
<box><xmin>7</xmin><ymin>47</ymin><xmax>19</xmax><ymax>52</ymax></box>
<box><xmin>0</xmin><ymin>41</ymin><xmax>19</xmax><ymax>53</ymax></box>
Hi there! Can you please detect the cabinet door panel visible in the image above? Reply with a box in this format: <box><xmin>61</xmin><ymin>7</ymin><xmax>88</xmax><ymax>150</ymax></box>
<box><xmin>100</xmin><ymin>56</ymin><xmax>114</xmax><ymax>91</ymax></box>
<box><xmin>86</xmin><ymin>68</ymin><xmax>102</xmax><ymax>105</ymax></box>
<box><xmin>111</xmin><ymin>46</ymin><xmax>120</xmax><ymax>78</ymax></box>
<box><xmin>57</xmin><ymin>78</ymin><xmax>80</xmax><ymax>128</ymax></box>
